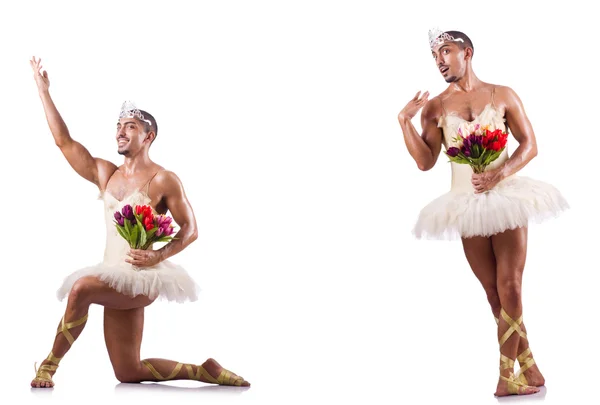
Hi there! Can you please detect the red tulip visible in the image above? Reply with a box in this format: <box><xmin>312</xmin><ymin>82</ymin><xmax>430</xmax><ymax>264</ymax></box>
<box><xmin>144</xmin><ymin>216</ymin><xmax>154</xmax><ymax>229</ymax></box>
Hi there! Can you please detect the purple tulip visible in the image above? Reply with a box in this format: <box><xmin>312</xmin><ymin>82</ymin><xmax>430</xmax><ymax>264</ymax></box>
<box><xmin>121</xmin><ymin>204</ymin><xmax>135</xmax><ymax>221</ymax></box>
<box><xmin>163</xmin><ymin>226</ymin><xmax>174</xmax><ymax>236</ymax></box>
<box><xmin>461</xmin><ymin>146</ymin><xmax>471</xmax><ymax>157</ymax></box>
<box><xmin>157</xmin><ymin>215</ymin><xmax>172</xmax><ymax>227</ymax></box>
<box><xmin>446</xmin><ymin>147</ymin><xmax>460</xmax><ymax>157</ymax></box>
<box><xmin>156</xmin><ymin>227</ymin><xmax>164</xmax><ymax>237</ymax></box>
<box><xmin>468</xmin><ymin>134</ymin><xmax>482</xmax><ymax>146</ymax></box>
<box><xmin>113</xmin><ymin>211</ymin><xmax>124</xmax><ymax>226</ymax></box>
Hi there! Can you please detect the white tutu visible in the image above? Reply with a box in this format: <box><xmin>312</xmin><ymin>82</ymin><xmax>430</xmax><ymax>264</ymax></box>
<box><xmin>56</xmin><ymin>260</ymin><xmax>199</xmax><ymax>303</ymax></box>
<box><xmin>415</xmin><ymin>101</ymin><xmax>569</xmax><ymax>240</ymax></box>
<box><xmin>413</xmin><ymin>175</ymin><xmax>569</xmax><ymax>240</ymax></box>
<box><xmin>56</xmin><ymin>188</ymin><xmax>200</xmax><ymax>303</ymax></box>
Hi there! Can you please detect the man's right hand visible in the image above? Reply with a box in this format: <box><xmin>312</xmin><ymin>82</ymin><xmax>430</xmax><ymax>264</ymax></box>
<box><xmin>398</xmin><ymin>91</ymin><xmax>429</xmax><ymax>121</ymax></box>
<box><xmin>28</xmin><ymin>56</ymin><xmax>118</xmax><ymax>189</ymax></box>
<box><xmin>30</xmin><ymin>56</ymin><xmax>50</xmax><ymax>93</ymax></box>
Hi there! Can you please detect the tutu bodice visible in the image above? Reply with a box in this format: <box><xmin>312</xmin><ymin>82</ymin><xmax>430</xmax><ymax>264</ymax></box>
<box><xmin>101</xmin><ymin>189</ymin><xmax>151</xmax><ymax>267</ymax></box>
<box><xmin>438</xmin><ymin>103</ymin><xmax>510</xmax><ymax>192</ymax></box>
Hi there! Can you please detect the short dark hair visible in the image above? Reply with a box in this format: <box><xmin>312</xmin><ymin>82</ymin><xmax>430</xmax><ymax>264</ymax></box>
<box><xmin>139</xmin><ymin>110</ymin><xmax>158</xmax><ymax>143</ymax></box>
<box><xmin>445</xmin><ymin>31</ymin><xmax>474</xmax><ymax>56</ymax></box>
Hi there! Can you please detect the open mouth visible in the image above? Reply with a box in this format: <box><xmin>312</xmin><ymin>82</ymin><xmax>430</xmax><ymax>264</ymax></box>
<box><xmin>118</xmin><ymin>138</ymin><xmax>129</xmax><ymax>146</ymax></box>
<box><xmin>440</xmin><ymin>66</ymin><xmax>449</xmax><ymax>74</ymax></box>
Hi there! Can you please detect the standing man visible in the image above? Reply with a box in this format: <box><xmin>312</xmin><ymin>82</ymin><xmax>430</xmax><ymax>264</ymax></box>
<box><xmin>397</xmin><ymin>30</ymin><xmax>568</xmax><ymax>396</ymax></box>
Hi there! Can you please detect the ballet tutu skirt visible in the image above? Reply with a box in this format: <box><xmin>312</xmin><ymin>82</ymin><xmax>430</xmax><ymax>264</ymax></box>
<box><xmin>413</xmin><ymin>103</ymin><xmax>569</xmax><ymax>240</ymax></box>
<box><xmin>56</xmin><ymin>190</ymin><xmax>199</xmax><ymax>303</ymax></box>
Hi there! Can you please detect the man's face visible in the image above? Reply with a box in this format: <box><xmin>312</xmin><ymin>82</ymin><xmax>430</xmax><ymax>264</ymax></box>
<box><xmin>116</xmin><ymin>118</ymin><xmax>150</xmax><ymax>155</ymax></box>
<box><xmin>431</xmin><ymin>42</ymin><xmax>467</xmax><ymax>83</ymax></box>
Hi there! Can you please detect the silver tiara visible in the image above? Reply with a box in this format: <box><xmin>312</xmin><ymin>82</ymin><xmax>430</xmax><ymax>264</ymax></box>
<box><xmin>428</xmin><ymin>28</ymin><xmax>464</xmax><ymax>50</ymax></box>
<box><xmin>118</xmin><ymin>101</ymin><xmax>152</xmax><ymax>126</ymax></box>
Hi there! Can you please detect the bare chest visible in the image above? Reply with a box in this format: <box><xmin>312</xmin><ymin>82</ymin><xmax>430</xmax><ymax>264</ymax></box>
<box><xmin>444</xmin><ymin>98</ymin><xmax>496</xmax><ymax>121</ymax></box>
<box><xmin>104</xmin><ymin>171</ymin><xmax>166</xmax><ymax>213</ymax></box>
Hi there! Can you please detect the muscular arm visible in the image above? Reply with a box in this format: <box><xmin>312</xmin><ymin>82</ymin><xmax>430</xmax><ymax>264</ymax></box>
<box><xmin>30</xmin><ymin>58</ymin><xmax>115</xmax><ymax>188</ymax></box>
<box><xmin>398</xmin><ymin>98</ymin><xmax>443</xmax><ymax>171</ymax></box>
<box><xmin>154</xmin><ymin>171</ymin><xmax>199</xmax><ymax>261</ymax></box>
<box><xmin>38</xmin><ymin>90</ymin><xmax>116</xmax><ymax>188</ymax></box>
<box><xmin>497</xmin><ymin>86</ymin><xmax>538</xmax><ymax>178</ymax></box>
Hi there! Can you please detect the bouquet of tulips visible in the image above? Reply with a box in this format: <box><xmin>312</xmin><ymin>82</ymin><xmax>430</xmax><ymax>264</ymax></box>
<box><xmin>445</xmin><ymin>123</ymin><xmax>508</xmax><ymax>174</ymax></box>
<box><xmin>114</xmin><ymin>204</ymin><xmax>176</xmax><ymax>249</ymax></box>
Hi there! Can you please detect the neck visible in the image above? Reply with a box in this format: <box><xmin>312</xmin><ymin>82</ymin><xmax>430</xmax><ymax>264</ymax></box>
<box><xmin>121</xmin><ymin>151</ymin><xmax>153</xmax><ymax>175</ymax></box>
<box><xmin>450</xmin><ymin>66</ymin><xmax>482</xmax><ymax>92</ymax></box>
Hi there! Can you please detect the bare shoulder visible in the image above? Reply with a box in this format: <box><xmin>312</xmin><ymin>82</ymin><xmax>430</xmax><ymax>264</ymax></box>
<box><xmin>422</xmin><ymin>95</ymin><xmax>443</xmax><ymax>121</ymax></box>
<box><xmin>493</xmin><ymin>84</ymin><xmax>516</xmax><ymax>96</ymax></box>
<box><xmin>97</xmin><ymin>158</ymin><xmax>118</xmax><ymax>172</ymax></box>
<box><xmin>491</xmin><ymin>84</ymin><xmax>522</xmax><ymax>108</ymax></box>
<box><xmin>153</xmin><ymin>169</ymin><xmax>186</xmax><ymax>196</ymax></box>
<box><xmin>96</xmin><ymin>158</ymin><xmax>118</xmax><ymax>190</ymax></box>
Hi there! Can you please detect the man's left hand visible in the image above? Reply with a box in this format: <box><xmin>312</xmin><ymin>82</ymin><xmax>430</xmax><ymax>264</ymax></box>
<box><xmin>126</xmin><ymin>249</ymin><xmax>163</xmax><ymax>267</ymax></box>
<box><xmin>472</xmin><ymin>169</ymin><xmax>503</xmax><ymax>194</ymax></box>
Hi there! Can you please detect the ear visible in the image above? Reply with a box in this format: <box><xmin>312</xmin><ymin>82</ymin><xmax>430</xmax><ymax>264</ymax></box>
<box><xmin>464</xmin><ymin>47</ymin><xmax>474</xmax><ymax>60</ymax></box>
<box><xmin>145</xmin><ymin>131</ymin><xmax>156</xmax><ymax>144</ymax></box>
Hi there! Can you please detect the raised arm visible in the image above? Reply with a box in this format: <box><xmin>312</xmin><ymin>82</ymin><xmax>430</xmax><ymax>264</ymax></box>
<box><xmin>30</xmin><ymin>57</ymin><xmax>116</xmax><ymax>188</ymax></box>
<box><xmin>497</xmin><ymin>86</ymin><xmax>538</xmax><ymax>177</ymax></box>
<box><xmin>398</xmin><ymin>91</ymin><xmax>444</xmax><ymax>171</ymax></box>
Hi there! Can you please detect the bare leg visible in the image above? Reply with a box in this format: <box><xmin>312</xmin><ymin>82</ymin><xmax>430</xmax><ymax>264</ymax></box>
<box><xmin>31</xmin><ymin>276</ymin><xmax>154</xmax><ymax>388</ymax></box>
<box><xmin>103</xmin><ymin>307</ymin><xmax>250</xmax><ymax>386</ymax></box>
<box><xmin>462</xmin><ymin>234</ymin><xmax>545</xmax><ymax>387</ymax></box>
<box><xmin>492</xmin><ymin>227</ymin><xmax>539</xmax><ymax>396</ymax></box>
<box><xmin>32</xmin><ymin>275</ymin><xmax>248</xmax><ymax>387</ymax></box>
<box><xmin>461</xmin><ymin>235</ymin><xmax>501</xmax><ymax>316</ymax></box>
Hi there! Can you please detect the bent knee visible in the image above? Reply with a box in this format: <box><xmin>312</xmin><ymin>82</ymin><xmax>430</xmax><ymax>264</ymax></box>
<box><xmin>68</xmin><ymin>276</ymin><xmax>101</xmax><ymax>303</ymax></box>
<box><xmin>115</xmin><ymin>365</ymin><xmax>143</xmax><ymax>383</ymax></box>
<box><xmin>484</xmin><ymin>287</ymin><xmax>501</xmax><ymax>308</ymax></box>
<box><xmin>116</xmin><ymin>374</ymin><xmax>140</xmax><ymax>383</ymax></box>
<box><xmin>497</xmin><ymin>278</ymin><xmax>522</xmax><ymax>300</ymax></box>
<box><xmin>483</xmin><ymin>285</ymin><xmax>499</xmax><ymax>298</ymax></box>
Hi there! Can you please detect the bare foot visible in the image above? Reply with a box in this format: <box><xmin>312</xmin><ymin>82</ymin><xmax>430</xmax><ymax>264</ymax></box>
<box><xmin>31</xmin><ymin>360</ymin><xmax>56</xmax><ymax>388</ymax></box>
<box><xmin>199</xmin><ymin>358</ymin><xmax>250</xmax><ymax>387</ymax></box>
<box><xmin>495</xmin><ymin>375</ymin><xmax>540</xmax><ymax>396</ymax></box>
<box><xmin>520</xmin><ymin>363</ymin><xmax>545</xmax><ymax>387</ymax></box>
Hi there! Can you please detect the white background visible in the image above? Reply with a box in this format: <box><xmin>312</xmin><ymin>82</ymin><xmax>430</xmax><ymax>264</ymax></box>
<box><xmin>0</xmin><ymin>1</ymin><xmax>597</xmax><ymax>404</ymax></box>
